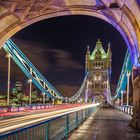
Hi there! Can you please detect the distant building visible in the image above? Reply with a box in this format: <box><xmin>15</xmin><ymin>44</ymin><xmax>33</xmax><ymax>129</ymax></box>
<box><xmin>85</xmin><ymin>39</ymin><xmax>112</xmax><ymax>102</ymax></box>
<box><xmin>12</xmin><ymin>81</ymin><xmax>23</xmax><ymax>94</ymax></box>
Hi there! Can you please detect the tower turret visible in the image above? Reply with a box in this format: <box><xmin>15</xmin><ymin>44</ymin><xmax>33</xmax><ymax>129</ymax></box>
<box><xmin>84</xmin><ymin>39</ymin><xmax>112</xmax><ymax>103</ymax></box>
<box><xmin>107</xmin><ymin>42</ymin><xmax>112</xmax><ymax>80</ymax></box>
<box><xmin>107</xmin><ymin>42</ymin><xmax>112</xmax><ymax>58</ymax></box>
<box><xmin>85</xmin><ymin>46</ymin><xmax>91</xmax><ymax>72</ymax></box>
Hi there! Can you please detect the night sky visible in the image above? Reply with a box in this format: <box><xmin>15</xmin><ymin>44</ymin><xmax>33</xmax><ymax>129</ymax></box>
<box><xmin>0</xmin><ymin>15</ymin><xmax>127</xmax><ymax>95</ymax></box>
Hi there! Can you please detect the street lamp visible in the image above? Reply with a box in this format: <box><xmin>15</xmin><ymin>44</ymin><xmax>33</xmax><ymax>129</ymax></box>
<box><xmin>28</xmin><ymin>79</ymin><xmax>32</xmax><ymax>105</ymax></box>
<box><xmin>6</xmin><ymin>53</ymin><xmax>11</xmax><ymax>106</ymax></box>
<box><xmin>126</xmin><ymin>71</ymin><xmax>131</xmax><ymax>106</ymax></box>
<box><xmin>121</xmin><ymin>90</ymin><xmax>124</xmax><ymax>106</ymax></box>
<box><xmin>85</xmin><ymin>80</ymin><xmax>89</xmax><ymax>103</ymax></box>
<box><xmin>42</xmin><ymin>93</ymin><xmax>45</xmax><ymax>104</ymax></box>
<box><xmin>43</xmin><ymin>83</ymin><xmax>46</xmax><ymax>104</ymax></box>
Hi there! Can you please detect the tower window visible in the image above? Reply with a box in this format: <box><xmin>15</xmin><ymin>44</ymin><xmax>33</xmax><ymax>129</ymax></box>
<box><xmin>94</xmin><ymin>76</ymin><xmax>97</xmax><ymax>81</ymax></box>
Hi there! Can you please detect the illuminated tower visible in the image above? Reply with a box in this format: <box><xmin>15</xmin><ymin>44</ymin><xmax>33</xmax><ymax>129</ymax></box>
<box><xmin>85</xmin><ymin>39</ymin><xmax>112</xmax><ymax>102</ymax></box>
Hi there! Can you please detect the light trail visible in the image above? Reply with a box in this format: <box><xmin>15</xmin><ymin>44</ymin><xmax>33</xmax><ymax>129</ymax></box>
<box><xmin>0</xmin><ymin>103</ymin><xmax>100</xmax><ymax>134</ymax></box>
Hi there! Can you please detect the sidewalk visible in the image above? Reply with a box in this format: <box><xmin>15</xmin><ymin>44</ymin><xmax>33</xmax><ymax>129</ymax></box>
<box><xmin>68</xmin><ymin>106</ymin><xmax>140</xmax><ymax>140</ymax></box>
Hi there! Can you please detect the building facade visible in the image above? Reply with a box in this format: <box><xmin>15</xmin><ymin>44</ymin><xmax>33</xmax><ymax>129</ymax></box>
<box><xmin>85</xmin><ymin>39</ymin><xmax>112</xmax><ymax>102</ymax></box>
<box><xmin>12</xmin><ymin>81</ymin><xmax>23</xmax><ymax>94</ymax></box>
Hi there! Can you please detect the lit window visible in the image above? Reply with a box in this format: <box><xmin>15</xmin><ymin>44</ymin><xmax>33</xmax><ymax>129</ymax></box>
<box><xmin>94</xmin><ymin>76</ymin><xmax>97</xmax><ymax>81</ymax></box>
<box><xmin>98</xmin><ymin>75</ymin><xmax>101</xmax><ymax>80</ymax></box>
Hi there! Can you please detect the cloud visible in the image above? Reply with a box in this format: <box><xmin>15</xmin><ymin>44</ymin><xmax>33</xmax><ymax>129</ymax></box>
<box><xmin>45</xmin><ymin>48</ymin><xmax>83</xmax><ymax>72</ymax></box>
<box><xmin>13</xmin><ymin>39</ymin><xmax>83</xmax><ymax>72</ymax></box>
<box><xmin>12</xmin><ymin>39</ymin><xmax>50</xmax><ymax>72</ymax></box>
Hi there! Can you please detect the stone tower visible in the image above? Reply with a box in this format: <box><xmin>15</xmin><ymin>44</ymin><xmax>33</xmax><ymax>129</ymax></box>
<box><xmin>85</xmin><ymin>39</ymin><xmax>112</xmax><ymax>102</ymax></box>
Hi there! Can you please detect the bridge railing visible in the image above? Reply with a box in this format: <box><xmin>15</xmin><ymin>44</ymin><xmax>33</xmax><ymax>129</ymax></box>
<box><xmin>114</xmin><ymin>105</ymin><xmax>133</xmax><ymax>116</ymax></box>
<box><xmin>0</xmin><ymin>103</ymin><xmax>100</xmax><ymax>140</ymax></box>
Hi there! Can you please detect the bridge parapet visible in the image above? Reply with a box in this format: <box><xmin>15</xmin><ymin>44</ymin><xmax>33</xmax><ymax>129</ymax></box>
<box><xmin>114</xmin><ymin>105</ymin><xmax>133</xmax><ymax>116</ymax></box>
<box><xmin>0</xmin><ymin>103</ymin><xmax>101</xmax><ymax>140</ymax></box>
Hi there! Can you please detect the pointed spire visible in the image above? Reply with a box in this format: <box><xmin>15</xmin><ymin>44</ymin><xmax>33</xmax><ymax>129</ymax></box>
<box><xmin>107</xmin><ymin>42</ymin><xmax>111</xmax><ymax>54</ymax></box>
<box><xmin>86</xmin><ymin>45</ymin><xmax>90</xmax><ymax>55</ymax></box>
<box><xmin>107</xmin><ymin>42</ymin><xmax>112</xmax><ymax>60</ymax></box>
<box><xmin>97</xmin><ymin>38</ymin><xmax>101</xmax><ymax>44</ymax></box>
<box><xmin>90</xmin><ymin>38</ymin><xmax>107</xmax><ymax>60</ymax></box>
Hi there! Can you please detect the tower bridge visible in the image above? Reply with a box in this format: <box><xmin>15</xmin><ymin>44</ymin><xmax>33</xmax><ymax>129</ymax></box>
<box><xmin>0</xmin><ymin>38</ymin><xmax>133</xmax><ymax>140</ymax></box>
<box><xmin>0</xmin><ymin>0</ymin><xmax>140</xmax><ymax>139</ymax></box>
<box><xmin>85</xmin><ymin>39</ymin><xmax>111</xmax><ymax>103</ymax></box>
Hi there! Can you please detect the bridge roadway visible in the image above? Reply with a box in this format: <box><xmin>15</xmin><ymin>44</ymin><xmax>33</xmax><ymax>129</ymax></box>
<box><xmin>0</xmin><ymin>104</ymin><xmax>96</xmax><ymax>134</ymax></box>
<box><xmin>68</xmin><ymin>105</ymin><xmax>140</xmax><ymax>140</ymax></box>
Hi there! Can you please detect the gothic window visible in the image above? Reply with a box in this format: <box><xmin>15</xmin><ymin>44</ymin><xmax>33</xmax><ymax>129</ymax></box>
<box><xmin>102</xmin><ymin>74</ymin><xmax>106</xmax><ymax>79</ymax></box>
<box><xmin>94</xmin><ymin>73</ymin><xmax>101</xmax><ymax>81</ymax></box>
<box><xmin>101</xmin><ymin>84</ymin><xmax>104</xmax><ymax>88</ymax></box>
<box><xmin>95</xmin><ymin>84</ymin><xmax>100</xmax><ymax>88</ymax></box>
<box><xmin>94</xmin><ymin>75</ymin><xmax>97</xmax><ymax>81</ymax></box>
<box><xmin>96</xmin><ymin>63</ymin><xmax>97</xmax><ymax>66</ymax></box>
<box><xmin>98</xmin><ymin>75</ymin><xmax>101</xmax><ymax>80</ymax></box>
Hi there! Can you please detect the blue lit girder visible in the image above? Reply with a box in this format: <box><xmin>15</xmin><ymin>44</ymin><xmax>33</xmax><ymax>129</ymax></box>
<box><xmin>113</xmin><ymin>49</ymin><xmax>132</xmax><ymax>100</ymax></box>
<box><xmin>3</xmin><ymin>39</ymin><xmax>63</xmax><ymax>100</ymax></box>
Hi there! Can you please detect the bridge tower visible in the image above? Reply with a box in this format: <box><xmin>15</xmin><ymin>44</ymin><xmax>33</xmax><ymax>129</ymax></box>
<box><xmin>85</xmin><ymin>39</ymin><xmax>112</xmax><ymax>102</ymax></box>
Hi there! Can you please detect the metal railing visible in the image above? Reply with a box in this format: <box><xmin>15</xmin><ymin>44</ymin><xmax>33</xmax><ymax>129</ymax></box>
<box><xmin>114</xmin><ymin>105</ymin><xmax>133</xmax><ymax>116</ymax></box>
<box><xmin>0</xmin><ymin>104</ymin><xmax>100</xmax><ymax>140</ymax></box>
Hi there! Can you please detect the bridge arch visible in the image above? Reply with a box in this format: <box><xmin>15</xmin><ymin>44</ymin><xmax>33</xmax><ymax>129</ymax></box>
<box><xmin>0</xmin><ymin>1</ymin><xmax>140</xmax><ymax>66</ymax></box>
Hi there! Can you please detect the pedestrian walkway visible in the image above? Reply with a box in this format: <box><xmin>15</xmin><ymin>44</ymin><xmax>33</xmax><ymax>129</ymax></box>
<box><xmin>68</xmin><ymin>106</ymin><xmax>140</xmax><ymax>140</ymax></box>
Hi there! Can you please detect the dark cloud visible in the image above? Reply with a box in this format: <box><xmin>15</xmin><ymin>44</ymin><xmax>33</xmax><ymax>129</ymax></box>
<box><xmin>46</xmin><ymin>48</ymin><xmax>83</xmax><ymax>71</ymax></box>
<box><xmin>13</xmin><ymin>39</ymin><xmax>83</xmax><ymax>72</ymax></box>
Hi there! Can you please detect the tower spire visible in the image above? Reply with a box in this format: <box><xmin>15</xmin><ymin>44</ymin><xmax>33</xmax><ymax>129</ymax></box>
<box><xmin>98</xmin><ymin>38</ymin><xmax>100</xmax><ymax>43</ymax></box>
<box><xmin>85</xmin><ymin>45</ymin><xmax>91</xmax><ymax>73</ymax></box>
<box><xmin>107</xmin><ymin>42</ymin><xmax>111</xmax><ymax>55</ymax></box>
<box><xmin>86</xmin><ymin>45</ymin><xmax>90</xmax><ymax>55</ymax></box>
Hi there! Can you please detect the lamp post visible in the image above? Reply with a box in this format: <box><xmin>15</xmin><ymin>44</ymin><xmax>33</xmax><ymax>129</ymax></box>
<box><xmin>85</xmin><ymin>80</ymin><xmax>89</xmax><ymax>103</ymax></box>
<box><xmin>28</xmin><ymin>79</ymin><xmax>32</xmax><ymax>105</ymax></box>
<box><xmin>43</xmin><ymin>83</ymin><xmax>46</xmax><ymax>104</ymax></box>
<box><xmin>6</xmin><ymin>53</ymin><xmax>11</xmax><ymax>106</ymax></box>
<box><xmin>126</xmin><ymin>71</ymin><xmax>131</xmax><ymax>106</ymax></box>
<box><xmin>121</xmin><ymin>90</ymin><xmax>123</xmax><ymax>106</ymax></box>
<box><xmin>42</xmin><ymin>93</ymin><xmax>45</xmax><ymax>104</ymax></box>
<box><xmin>28</xmin><ymin>68</ymin><xmax>33</xmax><ymax>105</ymax></box>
